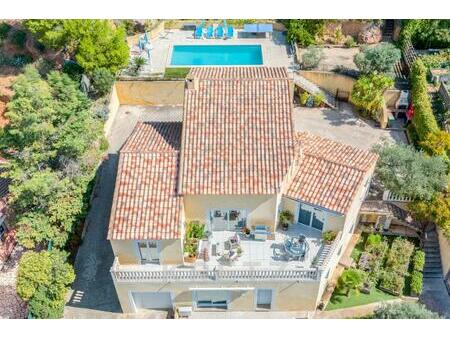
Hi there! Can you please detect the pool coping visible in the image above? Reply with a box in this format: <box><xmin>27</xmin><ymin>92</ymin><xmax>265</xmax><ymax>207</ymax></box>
<box><xmin>165</xmin><ymin>43</ymin><xmax>266</xmax><ymax>68</ymax></box>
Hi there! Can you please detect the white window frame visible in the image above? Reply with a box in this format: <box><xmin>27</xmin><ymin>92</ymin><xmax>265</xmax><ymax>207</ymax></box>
<box><xmin>296</xmin><ymin>203</ymin><xmax>327</xmax><ymax>232</ymax></box>
<box><xmin>135</xmin><ymin>240</ymin><xmax>160</xmax><ymax>264</ymax></box>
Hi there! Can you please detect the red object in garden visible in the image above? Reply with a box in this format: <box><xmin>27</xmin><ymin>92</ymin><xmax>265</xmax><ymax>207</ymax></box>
<box><xmin>406</xmin><ymin>103</ymin><xmax>414</xmax><ymax>121</ymax></box>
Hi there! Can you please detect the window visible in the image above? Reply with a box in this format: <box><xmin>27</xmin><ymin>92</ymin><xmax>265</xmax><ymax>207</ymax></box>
<box><xmin>137</xmin><ymin>241</ymin><xmax>160</xmax><ymax>263</ymax></box>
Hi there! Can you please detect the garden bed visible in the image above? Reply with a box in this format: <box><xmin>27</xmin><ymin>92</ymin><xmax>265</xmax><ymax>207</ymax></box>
<box><xmin>327</xmin><ymin>232</ymin><xmax>422</xmax><ymax>310</ymax></box>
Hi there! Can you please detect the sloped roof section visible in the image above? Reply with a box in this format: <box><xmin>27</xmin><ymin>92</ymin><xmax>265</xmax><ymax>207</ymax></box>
<box><xmin>285</xmin><ymin>132</ymin><xmax>378</xmax><ymax>214</ymax></box>
<box><xmin>108</xmin><ymin>122</ymin><xmax>182</xmax><ymax>240</ymax></box>
<box><xmin>181</xmin><ymin>67</ymin><xmax>295</xmax><ymax>195</ymax></box>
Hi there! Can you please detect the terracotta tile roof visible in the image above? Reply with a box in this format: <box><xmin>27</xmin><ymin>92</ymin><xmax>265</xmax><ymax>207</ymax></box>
<box><xmin>108</xmin><ymin>122</ymin><xmax>182</xmax><ymax>240</ymax></box>
<box><xmin>285</xmin><ymin>132</ymin><xmax>378</xmax><ymax>214</ymax></box>
<box><xmin>181</xmin><ymin>67</ymin><xmax>295</xmax><ymax>195</ymax></box>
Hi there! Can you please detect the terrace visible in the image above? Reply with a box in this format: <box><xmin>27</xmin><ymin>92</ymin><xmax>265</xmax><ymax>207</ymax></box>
<box><xmin>123</xmin><ymin>27</ymin><xmax>295</xmax><ymax>76</ymax></box>
<box><xmin>110</xmin><ymin>224</ymin><xmax>338</xmax><ymax>284</ymax></box>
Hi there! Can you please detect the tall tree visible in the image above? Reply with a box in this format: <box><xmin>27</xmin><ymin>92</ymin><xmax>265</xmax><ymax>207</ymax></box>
<box><xmin>374</xmin><ymin>142</ymin><xmax>449</xmax><ymax>201</ymax></box>
<box><xmin>16</xmin><ymin>250</ymin><xmax>75</xmax><ymax>318</ymax></box>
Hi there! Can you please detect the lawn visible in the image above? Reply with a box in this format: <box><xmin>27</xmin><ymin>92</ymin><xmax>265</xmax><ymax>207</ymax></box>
<box><xmin>164</xmin><ymin>67</ymin><xmax>190</xmax><ymax>79</ymax></box>
<box><xmin>326</xmin><ymin>287</ymin><xmax>397</xmax><ymax>311</ymax></box>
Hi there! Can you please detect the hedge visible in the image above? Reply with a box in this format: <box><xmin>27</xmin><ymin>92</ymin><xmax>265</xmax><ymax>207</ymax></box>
<box><xmin>410</xmin><ymin>59</ymin><xmax>439</xmax><ymax>143</ymax></box>
<box><xmin>412</xmin><ymin>250</ymin><xmax>425</xmax><ymax>272</ymax></box>
<box><xmin>410</xmin><ymin>271</ymin><xmax>423</xmax><ymax>295</ymax></box>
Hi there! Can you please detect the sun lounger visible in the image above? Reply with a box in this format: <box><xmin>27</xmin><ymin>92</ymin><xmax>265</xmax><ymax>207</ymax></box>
<box><xmin>206</xmin><ymin>25</ymin><xmax>214</xmax><ymax>39</ymax></box>
<box><xmin>194</xmin><ymin>25</ymin><xmax>204</xmax><ymax>39</ymax></box>
<box><xmin>216</xmin><ymin>25</ymin><xmax>224</xmax><ymax>39</ymax></box>
<box><xmin>226</xmin><ymin>25</ymin><xmax>234</xmax><ymax>39</ymax></box>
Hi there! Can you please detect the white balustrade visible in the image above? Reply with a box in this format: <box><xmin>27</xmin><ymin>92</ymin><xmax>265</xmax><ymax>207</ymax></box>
<box><xmin>110</xmin><ymin>257</ymin><xmax>320</xmax><ymax>283</ymax></box>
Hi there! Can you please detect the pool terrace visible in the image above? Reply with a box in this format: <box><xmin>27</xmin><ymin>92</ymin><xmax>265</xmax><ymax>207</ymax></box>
<box><xmin>126</xmin><ymin>28</ymin><xmax>296</xmax><ymax>76</ymax></box>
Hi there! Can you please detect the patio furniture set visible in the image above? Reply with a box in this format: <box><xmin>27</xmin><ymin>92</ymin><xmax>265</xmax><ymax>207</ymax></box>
<box><xmin>194</xmin><ymin>20</ymin><xmax>234</xmax><ymax>39</ymax></box>
<box><xmin>273</xmin><ymin>235</ymin><xmax>310</xmax><ymax>262</ymax></box>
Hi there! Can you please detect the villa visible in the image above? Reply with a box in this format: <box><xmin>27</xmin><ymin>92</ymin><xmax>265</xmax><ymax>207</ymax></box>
<box><xmin>107</xmin><ymin>66</ymin><xmax>378</xmax><ymax>314</ymax></box>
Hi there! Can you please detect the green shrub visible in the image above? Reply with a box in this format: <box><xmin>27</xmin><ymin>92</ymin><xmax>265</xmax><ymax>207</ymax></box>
<box><xmin>373</xmin><ymin>302</ymin><xmax>440</xmax><ymax>319</ymax></box>
<box><xmin>353</xmin><ymin>43</ymin><xmax>401</xmax><ymax>75</ymax></box>
<box><xmin>299</xmin><ymin>91</ymin><xmax>310</xmax><ymax>106</ymax></box>
<box><xmin>130</xmin><ymin>56</ymin><xmax>146</xmax><ymax>75</ymax></box>
<box><xmin>11</xmin><ymin>54</ymin><xmax>32</xmax><ymax>68</ymax></box>
<box><xmin>365</xmin><ymin>233</ymin><xmax>382</xmax><ymax>248</ymax></box>
<box><xmin>0</xmin><ymin>22</ymin><xmax>12</xmax><ymax>40</ymax></box>
<box><xmin>322</xmin><ymin>231</ymin><xmax>337</xmax><ymax>243</ymax></box>
<box><xmin>420</xmin><ymin>50</ymin><xmax>450</xmax><ymax>70</ymax></box>
<box><xmin>410</xmin><ymin>271</ymin><xmax>423</xmax><ymax>295</ymax></box>
<box><xmin>185</xmin><ymin>221</ymin><xmax>205</xmax><ymax>240</ymax></box>
<box><xmin>63</xmin><ymin>60</ymin><xmax>84</xmax><ymax>81</ymax></box>
<box><xmin>385</xmin><ymin>238</ymin><xmax>415</xmax><ymax>272</ymax></box>
<box><xmin>286</xmin><ymin>20</ymin><xmax>325</xmax><ymax>47</ymax></box>
<box><xmin>302</xmin><ymin>47</ymin><xmax>324</xmax><ymax>70</ymax></box>
<box><xmin>350</xmin><ymin>73</ymin><xmax>394</xmax><ymax>121</ymax></box>
<box><xmin>17</xmin><ymin>250</ymin><xmax>75</xmax><ymax>318</ymax></box>
<box><xmin>380</xmin><ymin>271</ymin><xmax>405</xmax><ymax>295</ymax></box>
<box><xmin>10</xmin><ymin>29</ymin><xmax>27</xmax><ymax>48</ymax></box>
<box><xmin>412</xmin><ymin>250</ymin><xmax>425</xmax><ymax>272</ymax></box>
<box><xmin>344</xmin><ymin>36</ymin><xmax>356</xmax><ymax>48</ymax></box>
<box><xmin>312</xmin><ymin>92</ymin><xmax>325</xmax><ymax>107</ymax></box>
<box><xmin>91</xmin><ymin>68</ymin><xmax>115</xmax><ymax>96</ymax></box>
<box><xmin>279</xmin><ymin>210</ymin><xmax>294</xmax><ymax>227</ymax></box>
<box><xmin>410</xmin><ymin>59</ymin><xmax>440</xmax><ymax>143</ymax></box>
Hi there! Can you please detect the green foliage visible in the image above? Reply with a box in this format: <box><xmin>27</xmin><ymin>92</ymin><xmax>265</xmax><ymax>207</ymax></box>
<box><xmin>420</xmin><ymin>130</ymin><xmax>450</xmax><ymax>158</ymax></box>
<box><xmin>354</xmin><ymin>43</ymin><xmax>401</xmax><ymax>75</ymax></box>
<box><xmin>301</xmin><ymin>47</ymin><xmax>324</xmax><ymax>70</ymax></box>
<box><xmin>299</xmin><ymin>91</ymin><xmax>310</xmax><ymax>106</ymax></box>
<box><xmin>420</xmin><ymin>50</ymin><xmax>450</xmax><ymax>70</ymax></box>
<box><xmin>374</xmin><ymin>142</ymin><xmax>449</xmax><ymax>200</ymax></box>
<box><xmin>91</xmin><ymin>68</ymin><xmax>115</xmax><ymax>96</ymax></box>
<box><xmin>373</xmin><ymin>302</ymin><xmax>440</xmax><ymax>319</ymax></box>
<box><xmin>130</xmin><ymin>56</ymin><xmax>146</xmax><ymax>75</ymax></box>
<box><xmin>410</xmin><ymin>59</ymin><xmax>440</xmax><ymax>142</ymax></box>
<box><xmin>16</xmin><ymin>250</ymin><xmax>75</xmax><ymax>318</ymax></box>
<box><xmin>24</xmin><ymin>20</ymin><xmax>129</xmax><ymax>75</ymax></box>
<box><xmin>10</xmin><ymin>29</ymin><xmax>27</xmax><ymax>48</ymax></box>
<box><xmin>279</xmin><ymin>210</ymin><xmax>294</xmax><ymax>226</ymax></box>
<box><xmin>380</xmin><ymin>237</ymin><xmax>415</xmax><ymax>295</ymax></box>
<box><xmin>337</xmin><ymin>268</ymin><xmax>366</xmax><ymax>297</ymax></box>
<box><xmin>62</xmin><ymin>60</ymin><xmax>84</xmax><ymax>81</ymax></box>
<box><xmin>322</xmin><ymin>231</ymin><xmax>337</xmax><ymax>243</ymax></box>
<box><xmin>185</xmin><ymin>221</ymin><xmax>205</xmax><ymax>240</ymax></box>
<box><xmin>365</xmin><ymin>233</ymin><xmax>382</xmax><ymax>248</ymax></box>
<box><xmin>0</xmin><ymin>22</ymin><xmax>12</xmax><ymax>40</ymax></box>
<box><xmin>286</xmin><ymin>20</ymin><xmax>325</xmax><ymax>47</ymax></box>
<box><xmin>344</xmin><ymin>36</ymin><xmax>357</xmax><ymax>48</ymax></box>
<box><xmin>400</xmin><ymin>20</ymin><xmax>450</xmax><ymax>49</ymax></box>
<box><xmin>164</xmin><ymin>67</ymin><xmax>191</xmax><ymax>79</ymax></box>
<box><xmin>313</xmin><ymin>92</ymin><xmax>325</xmax><ymax>107</ymax></box>
<box><xmin>1</xmin><ymin>66</ymin><xmax>105</xmax><ymax>249</ymax></box>
<box><xmin>410</xmin><ymin>271</ymin><xmax>423</xmax><ymax>295</ymax></box>
<box><xmin>350</xmin><ymin>73</ymin><xmax>393</xmax><ymax>120</ymax></box>
<box><xmin>412</xmin><ymin>250</ymin><xmax>425</xmax><ymax>272</ymax></box>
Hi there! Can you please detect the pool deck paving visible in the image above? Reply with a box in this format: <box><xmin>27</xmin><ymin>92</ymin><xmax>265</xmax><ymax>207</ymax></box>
<box><xmin>135</xmin><ymin>29</ymin><xmax>296</xmax><ymax>75</ymax></box>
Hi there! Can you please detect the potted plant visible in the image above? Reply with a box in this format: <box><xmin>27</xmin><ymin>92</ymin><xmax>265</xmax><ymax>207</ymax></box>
<box><xmin>322</xmin><ymin>230</ymin><xmax>337</xmax><ymax>244</ymax></box>
<box><xmin>242</xmin><ymin>226</ymin><xmax>251</xmax><ymax>238</ymax></box>
<box><xmin>236</xmin><ymin>247</ymin><xmax>243</xmax><ymax>256</ymax></box>
<box><xmin>184</xmin><ymin>240</ymin><xmax>198</xmax><ymax>263</ymax></box>
<box><xmin>279</xmin><ymin>210</ymin><xmax>294</xmax><ymax>231</ymax></box>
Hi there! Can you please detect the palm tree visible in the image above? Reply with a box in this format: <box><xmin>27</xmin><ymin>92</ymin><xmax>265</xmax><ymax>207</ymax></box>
<box><xmin>337</xmin><ymin>268</ymin><xmax>365</xmax><ymax>297</ymax></box>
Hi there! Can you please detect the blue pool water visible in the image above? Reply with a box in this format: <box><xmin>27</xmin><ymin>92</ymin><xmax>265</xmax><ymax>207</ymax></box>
<box><xmin>170</xmin><ymin>45</ymin><xmax>263</xmax><ymax>66</ymax></box>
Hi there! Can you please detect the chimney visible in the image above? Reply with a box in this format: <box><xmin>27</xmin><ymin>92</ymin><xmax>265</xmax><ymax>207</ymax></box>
<box><xmin>185</xmin><ymin>75</ymin><xmax>199</xmax><ymax>91</ymax></box>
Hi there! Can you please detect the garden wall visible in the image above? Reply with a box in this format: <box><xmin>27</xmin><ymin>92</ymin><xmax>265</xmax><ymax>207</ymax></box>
<box><xmin>437</xmin><ymin>227</ymin><xmax>450</xmax><ymax>277</ymax></box>
<box><xmin>114</xmin><ymin>80</ymin><xmax>185</xmax><ymax>106</ymax></box>
<box><xmin>105</xmin><ymin>85</ymin><xmax>120</xmax><ymax>136</ymax></box>
<box><xmin>299</xmin><ymin>71</ymin><xmax>355</xmax><ymax>96</ymax></box>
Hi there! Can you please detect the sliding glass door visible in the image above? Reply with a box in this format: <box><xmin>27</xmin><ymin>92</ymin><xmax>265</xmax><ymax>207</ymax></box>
<box><xmin>298</xmin><ymin>203</ymin><xmax>325</xmax><ymax>231</ymax></box>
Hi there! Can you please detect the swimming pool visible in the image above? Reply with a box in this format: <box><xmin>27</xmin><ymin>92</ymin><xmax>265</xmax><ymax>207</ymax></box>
<box><xmin>170</xmin><ymin>45</ymin><xmax>263</xmax><ymax>66</ymax></box>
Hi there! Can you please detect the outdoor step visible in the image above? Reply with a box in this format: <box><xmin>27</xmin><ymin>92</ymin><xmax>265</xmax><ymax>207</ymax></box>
<box><xmin>293</xmin><ymin>73</ymin><xmax>337</xmax><ymax>109</ymax></box>
<box><xmin>425</xmin><ymin>257</ymin><xmax>442</xmax><ymax>264</ymax></box>
<box><xmin>424</xmin><ymin>268</ymin><xmax>443</xmax><ymax>275</ymax></box>
<box><xmin>423</xmin><ymin>273</ymin><xmax>443</xmax><ymax>279</ymax></box>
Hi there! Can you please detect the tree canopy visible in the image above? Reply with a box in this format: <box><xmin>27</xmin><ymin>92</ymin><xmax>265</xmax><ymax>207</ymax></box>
<box><xmin>285</xmin><ymin>20</ymin><xmax>325</xmax><ymax>47</ymax></box>
<box><xmin>16</xmin><ymin>250</ymin><xmax>75</xmax><ymax>318</ymax></box>
<box><xmin>374</xmin><ymin>142</ymin><xmax>449</xmax><ymax>201</ymax></box>
<box><xmin>1</xmin><ymin>66</ymin><xmax>106</xmax><ymax>249</ymax></box>
<box><xmin>354</xmin><ymin>43</ymin><xmax>401</xmax><ymax>75</ymax></box>
<box><xmin>24</xmin><ymin>19</ymin><xmax>129</xmax><ymax>75</ymax></box>
<box><xmin>350</xmin><ymin>73</ymin><xmax>393</xmax><ymax>120</ymax></box>
<box><xmin>373</xmin><ymin>302</ymin><xmax>440</xmax><ymax>319</ymax></box>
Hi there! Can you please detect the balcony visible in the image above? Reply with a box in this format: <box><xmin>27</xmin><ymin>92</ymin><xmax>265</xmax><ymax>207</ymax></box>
<box><xmin>111</xmin><ymin>257</ymin><xmax>321</xmax><ymax>283</ymax></box>
<box><xmin>110</xmin><ymin>224</ymin><xmax>341</xmax><ymax>284</ymax></box>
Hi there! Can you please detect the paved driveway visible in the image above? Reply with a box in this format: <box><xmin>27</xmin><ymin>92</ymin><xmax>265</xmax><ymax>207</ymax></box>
<box><xmin>64</xmin><ymin>106</ymin><xmax>182</xmax><ymax>318</ymax></box>
<box><xmin>293</xmin><ymin>103</ymin><xmax>407</xmax><ymax>150</ymax></box>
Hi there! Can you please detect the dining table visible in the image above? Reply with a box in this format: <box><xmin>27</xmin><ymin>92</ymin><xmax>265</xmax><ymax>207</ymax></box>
<box><xmin>284</xmin><ymin>236</ymin><xmax>308</xmax><ymax>259</ymax></box>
